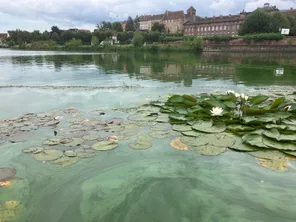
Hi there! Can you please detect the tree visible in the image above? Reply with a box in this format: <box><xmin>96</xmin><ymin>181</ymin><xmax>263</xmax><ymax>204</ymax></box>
<box><xmin>42</xmin><ymin>31</ymin><xmax>50</xmax><ymax>40</ymax></box>
<box><xmin>271</xmin><ymin>12</ymin><xmax>291</xmax><ymax>32</ymax></box>
<box><xmin>239</xmin><ymin>10</ymin><xmax>272</xmax><ymax>35</ymax></box>
<box><xmin>51</xmin><ymin>26</ymin><xmax>61</xmax><ymax>36</ymax></box>
<box><xmin>132</xmin><ymin>32</ymin><xmax>144</xmax><ymax>47</ymax></box>
<box><xmin>126</xmin><ymin>16</ymin><xmax>135</xmax><ymax>31</ymax></box>
<box><xmin>151</xmin><ymin>22</ymin><xmax>165</xmax><ymax>32</ymax></box>
<box><xmin>61</xmin><ymin>31</ymin><xmax>74</xmax><ymax>42</ymax></box>
<box><xmin>97</xmin><ymin>21</ymin><xmax>112</xmax><ymax>31</ymax></box>
<box><xmin>134</xmin><ymin>15</ymin><xmax>140</xmax><ymax>30</ymax></box>
<box><xmin>91</xmin><ymin>36</ymin><xmax>99</xmax><ymax>45</ymax></box>
<box><xmin>51</xmin><ymin>32</ymin><xmax>61</xmax><ymax>42</ymax></box>
<box><xmin>112</xmin><ymin>22</ymin><xmax>123</xmax><ymax>32</ymax></box>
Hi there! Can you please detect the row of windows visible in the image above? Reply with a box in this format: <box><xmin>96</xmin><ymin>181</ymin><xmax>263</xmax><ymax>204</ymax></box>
<box><xmin>185</xmin><ymin>25</ymin><xmax>240</xmax><ymax>33</ymax></box>
<box><xmin>186</xmin><ymin>32</ymin><xmax>238</xmax><ymax>36</ymax></box>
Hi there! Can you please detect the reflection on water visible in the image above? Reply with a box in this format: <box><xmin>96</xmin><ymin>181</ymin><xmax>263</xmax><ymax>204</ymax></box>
<box><xmin>0</xmin><ymin>50</ymin><xmax>296</xmax><ymax>87</ymax></box>
<box><xmin>0</xmin><ymin>50</ymin><xmax>296</xmax><ymax>222</ymax></box>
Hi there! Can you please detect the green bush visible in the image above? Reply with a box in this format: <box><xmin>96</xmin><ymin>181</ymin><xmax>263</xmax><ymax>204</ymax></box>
<box><xmin>132</xmin><ymin>32</ymin><xmax>144</xmax><ymax>48</ymax></box>
<box><xmin>25</xmin><ymin>40</ymin><xmax>57</xmax><ymax>50</ymax></box>
<box><xmin>65</xmin><ymin>39</ymin><xmax>82</xmax><ymax>49</ymax></box>
<box><xmin>243</xmin><ymin>33</ymin><xmax>283</xmax><ymax>42</ymax></box>
<box><xmin>183</xmin><ymin>37</ymin><xmax>204</xmax><ymax>52</ymax></box>
<box><xmin>162</xmin><ymin>36</ymin><xmax>183</xmax><ymax>42</ymax></box>
<box><xmin>204</xmin><ymin>35</ymin><xmax>238</xmax><ymax>42</ymax></box>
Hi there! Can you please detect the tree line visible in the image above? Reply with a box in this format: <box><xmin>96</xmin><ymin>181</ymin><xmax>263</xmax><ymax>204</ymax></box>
<box><xmin>239</xmin><ymin>9</ymin><xmax>296</xmax><ymax>35</ymax></box>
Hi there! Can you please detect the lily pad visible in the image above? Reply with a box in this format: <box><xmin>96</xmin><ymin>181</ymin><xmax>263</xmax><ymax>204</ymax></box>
<box><xmin>105</xmin><ymin>118</ymin><xmax>124</xmax><ymax>124</ymax></box>
<box><xmin>129</xmin><ymin>140</ymin><xmax>152</xmax><ymax>150</ymax></box>
<box><xmin>242</xmin><ymin>133</ymin><xmax>268</xmax><ymax>148</ymax></box>
<box><xmin>192</xmin><ymin>120</ymin><xmax>226</xmax><ymax>133</ymax></box>
<box><xmin>137</xmin><ymin>136</ymin><xmax>153</xmax><ymax>141</ymax></box>
<box><xmin>43</xmin><ymin>138</ymin><xmax>61</xmax><ymax>146</ymax></box>
<box><xmin>150</xmin><ymin>123</ymin><xmax>171</xmax><ymax>131</ymax></box>
<box><xmin>170</xmin><ymin>138</ymin><xmax>189</xmax><ymax>150</ymax></box>
<box><xmin>262</xmin><ymin>137</ymin><xmax>296</xmax><ymax>151</ymax></box>
<box><xmin>263</xmin><ymin>129</ymin><xmax>296</xmax><ymax>142</ymax></box>
<box><xmin>22</xmin><ymin>147</ymin><xmax>44</xmax><ymax>154</ymax></box>
<box><xmin>75</xmin><ymin>149</ymin><xmax>96</xmax><ymax>158</ymax></box>
<box><xmin>148</xmin><ymin>131</ymin><xmax>171</xmax><ymax>139</ymax></box>
<box><xmin>20</xmin><ymin>125</ymin><xmax>38</xmax><ymax>131</ymax></box>
<box><xmin>172</xmin><ymin>124</ymin><xmax>192</xmax><ymax>132</ymax></box>
<box><xmin>0</xmin><ymin>168</ymin><xmax>16</xmax><ymax>182</ymax></box>
<box><xmin>54</xmin><ymin>156</ymin><xmax>78</xmax><ymax>167</ymax></box>
<box><xmin>227</xmin><ymin>124</ymin><xmax>255</xmax><ymax>132</ymax></box>
<box><xmin>64</xmin><ymin>150</ymin><xmax>77</xmax><ymax>157</ymax></box>
<box><xmin>82</xmin><ymin>134</ymin><xmax>100</xmax><ymax>141</ymax></box>
<box><xmin>257</xmin><ymin>158</ymin><xmax>290</xmax><ymax>171</ymax></box>
<box><xmin>34</xmin><ymin>150</ymin><xmax>63</xmax><ymax>161</ymax></box>
<box><xmin>89</xmin><ymin>110</ymin><xmax>105</xmax><ymax>116</ymax></box>
<box><xmin>180</xmin><ymin>136</ymin><xmax>208</xmax><ymax>147</ymax></box>
<box><xmin>229</xmin><ymin>137</ymin><xmax>257</xmax><ymax>152</ymax></box>
<box><xmin>191</xmin><ymin>145</ymin><xmax>226</xmax><ymax>156</ymax></box>
<box><xmin>104</xmin><ymin>125</ymin><xmax>125</xmax><ymax>132</ymax></box>
<box><xmin>92</xmin><ymin>141</ymin><xmax>118</xmax><ymax>151</ymax></box>
<box><xmin>128</xmin><ymin>110</ymin><xmax>158</xmax><ymax>122</ymax></box>
<box><xmin>181</xmin><ymin>130</ymin><xmax>202</xmax><ymax>137</ymax></box>
<box><xmin>63</xmin><ymin>107</ymin><xmax>77</xmax><ymax>114</ymax></box>
<box><xmin>249</xmin><ymin>150</ymin><xmax>286</xmax><ymax>160</ymax></box>
<box><xmin>0</xmin><ymin>200</ymin><xmax>23</xmax><ymax>221</ymax></box>
<box><xmin>63</xmin><ymin>138</ymin><xmax>84</xmax><ymax>147</ymax></box>
<box><xmin>120</xmin><ymin>129</ymin><xmax>138</xmax><ymax>137</ymax></box>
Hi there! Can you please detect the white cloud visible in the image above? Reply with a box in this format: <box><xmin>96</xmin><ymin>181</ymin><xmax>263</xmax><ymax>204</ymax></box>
<box><xmin>0</xmin><ymin>0</ymin><xmax>295</xmax><ymax>32</ymax></box>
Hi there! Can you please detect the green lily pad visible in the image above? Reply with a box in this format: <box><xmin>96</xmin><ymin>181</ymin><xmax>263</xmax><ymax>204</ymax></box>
<box><xmin>34</xmin><ymin>150</ymin><xmax>63</xmax><ymax>161</ymax></box>
<box><xmin>92</xmin><ymin>141</ymin><xmax>118</xmax><ymax>151</ymax></box>
<box><xmin>22</xmin><ymin>147</ymin><xmax>44</xmax><ymax>154</ymax></box>
<box><xmin>128</xmin><ymin>110</ymin><xmax>158</xmax><ymax>122</ymax></box>
<box><xmin>120</xmin><ymin>129</ymin><xmax>138</xmax><ymax>137</ymax></box>
<box><xmin>170</xmin><ymin>137</ymin><xmax>189</xmax><ymax>150</ymax></box>
<box><xmin>181</xmin><ymin>130</ymin><xmax>202</xmax><ymax>137</ymax></box>
<box><xmin>263</xmin><ymin>129</ymin><xmax>296</xmax><ymax>142</ymax></box>
<box><xmin>63</xmin><ymin>138</ymin><xmax>84</xmax><ymax>147</ymax></box>
<box><xmin>105</xmin><ymin>118</ymin><xmax>124</xmax><ymax>124</ymax></box>
<box><xmin>180</xmin><ymin>136</ymin><xmax>208</xmax><ymax>147</ymax></box>
<box><xmin>229</xmin><ymin>137</ymin><xmax>257</xmax><ymax>152</ymax></box>
<box><xmin>282</xmin><ymin>119</ymin><xmax>296</xmax><ymax>126</ymax></box>
<box><xmin>172</xmin><ymin>124</ymin><xmax>192</xmax><ymax>132</ymax></box>
<box><xmin>64</xmin><ymin>107</ymin><xmax>78</xmax><ymax>114</ymax></box>
<box><xmin>54</xmin><ymin>157</ymin><xmax>78</xmax><ymax>167</ymax></box>
<box><xmin>227</xmin><ymin>124</ymin><xmax>255</xmax><ymax>132</ymax></box>
<box><xmin>192</xmin><ymin>120</ymin><xmax>226</xmax><ymax>133</ymax></box>
<box><xmin>265</xmin><ymin>124</ymin><xmax>287</xmax><ymax>130</ymax></box>
<box><xmin>284</xmin><ymin>151</ymin><xmax>296</xmax><ymax>157</ymax></box>
<box><xmin>67</xmin><ymin>118</ymin><xmax>85</xmax><ymax>123</ymax></box>
<box><xmin>82</xmin><ymin>135</ymin><xmax>100</xmax><ymax>141</ymax></box>
<box><xmin>137</xmin><ymin>136</ymin><xmax>153</xmax><ymax>141</ymax></box>
<box><xmin>148</xmin><ymin>131</ymin><xmax>171</xmax><ymax>139</ymax></box>
<box><xmin>242</xmin><ymin>133</ymin><xmax>268</xmax><ymax>148</ymax></box>
<box><xmin>249</xmin><ymin>150</ymin><xmax>286</xmax><ymax>159</ymax></box>
<box><xmin>104</xmin><ymin>125</ymin><xmax>125</xmax><ymax>132</ymax></box>
<box><xmin>129</xmin><ymin>140</ymin><xmax>152</xmax><ymax>150</ymax></box>
<box><xmin>43</xmin><ymin>138</ymin><xmax>61</xmax><ymax>146</ymax></box>
<box><xmin>150</xmin><ymin>123</ymin><xmax>170</xmax><ymax>131</ymax></box>
<box><xmin>156</xmin><ymin>114</ymin><xmax>170</xmax><ymax>123</ymax></box>
<box><xmin>262</xmin><ymin>137</ymin><xmax>296</xmax><ymax>151</ymax></box>
<box><xmin>75</xmin><ymin>149</ymin><xmax>96</xmax><ymax>158</ymax></box>
<box><xmin>136</xmin><ymin>121</ymin><xmax>157</xmax><ymax>127</ymax></box>
<box><xmin>89</xmin><ymin>110</ymin><xmax>105</xmax><ymax>116</ymax></box>
<box><xmin>20</xmin><ymin>125</ymin><xmax>38</xmax><ymax>131</ymax></box>
<box><xmin>64</xmin><ymin>151</ymin><xmax>77</xmax><ymax>157</ymax></box>
<box><xmin>191</xmin><ymin>145</ymin><xmax>226</xmax><ymax>156</ymax></box>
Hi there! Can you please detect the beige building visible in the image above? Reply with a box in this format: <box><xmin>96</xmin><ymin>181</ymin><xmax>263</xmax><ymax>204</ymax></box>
<box><xmin>139</xmin><ymin>14</ymin><xmax>164</xmax><ymax>31</ymax></box>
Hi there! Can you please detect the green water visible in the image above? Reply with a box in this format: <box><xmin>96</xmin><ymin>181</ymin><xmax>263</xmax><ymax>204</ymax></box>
<box><xmin>0</xmin><ymin>49</ymin><xmax>296</xmax><ymax>222</ymax></box>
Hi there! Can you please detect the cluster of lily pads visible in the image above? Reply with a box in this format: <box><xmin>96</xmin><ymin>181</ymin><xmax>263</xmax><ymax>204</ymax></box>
<box><xmin>0</xmin><ymin>90</ymin><xmax>296</xmax><ymax>171</ymax></box>
<box><xmin>0</xmin><ymin>200</ymin><xmax>23</xmax><ymax>222</ymax></box>
<box><xmin>148</xmin><ymin>90</ymin><xmax>296</xmax><ymax>171</ymax></box>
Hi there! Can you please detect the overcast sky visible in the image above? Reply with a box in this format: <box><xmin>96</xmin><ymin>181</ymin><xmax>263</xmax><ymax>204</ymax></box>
<box><xmin>0</xmin><ymin>0</ymin><xmax>296</xmax><ymax>32</ymax></box>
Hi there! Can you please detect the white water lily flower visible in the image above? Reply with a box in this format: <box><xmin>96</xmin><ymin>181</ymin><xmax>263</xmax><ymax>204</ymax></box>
<box><xmin>284</xmin><ymin>105</ymin><xmax>292</xmax><ymax>111</ymax></box>
<box><xmin>211</xmin><ymin>107</ymin><xmax>223</xmax><ymax>116</ymax></box>
<box><xmin>235</xmin><ymin>93</ymin><xmax>240</xmax><ymax>98</ymax></box>
<box><xmin>240</xmin><ymin>93</ymin><xmax>249</xmax><ymax>101</ymax></box>
<box><xmin>227</xmin><ymin>90</ymin><xmax>235</xmax><ymax>95</ymax></box>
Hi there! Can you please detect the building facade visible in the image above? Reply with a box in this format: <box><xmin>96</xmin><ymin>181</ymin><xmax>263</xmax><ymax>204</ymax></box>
<box><xmin>0</xmin><ymin>33</ymin><xmax>8</xmax><ymax>39</ymax></box>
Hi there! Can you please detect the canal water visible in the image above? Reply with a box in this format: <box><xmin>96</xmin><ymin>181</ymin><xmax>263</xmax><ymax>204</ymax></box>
<box><xmin>0</xmin><ymin>49</ymin><xmax>296</xmax><ymax>222</ymax></box>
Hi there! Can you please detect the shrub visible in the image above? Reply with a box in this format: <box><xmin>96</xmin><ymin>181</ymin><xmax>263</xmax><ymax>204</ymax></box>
<box><xmin>183</xmin><ymin>37</ymin><xmax>204</xmax><ymax>52</ymax></box>
<box><xmin>132</xmin><ymin>32</ymin><xmax>144</xmax><ymax>48</ymax></box>
<box><xmin>65</xmin><ymin>39</ymin><xmax>82</xmax><ymax>49</ymax></box>
<box><xmin>162</xmin><ymin>36</ymin><xmax>183</xmax><ymax>42</ymax></box>
<box><xmin>243</xmin><ymin>33</ymin><xmax>283</xmax><ymax>42</ymax></box>
<box><xmin>204</xmin><ymin>35</ymin><xmax>238</xmax><ymax>42</ymax></box>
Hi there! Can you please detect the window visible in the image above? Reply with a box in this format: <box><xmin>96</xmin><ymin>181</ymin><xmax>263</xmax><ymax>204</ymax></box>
<box><xmin>205</xmin><ymin>27</ymin><xmax>207</xmax><ymax>31</ymax></box>
<box><xmin>228</xmin><ymin>25</ymin><xmax>230</xmax><ymax>30</ymax></box>
<box><xmin>215</xmin><ymin>26</ymin><xmax>218</xmax><ymax>31</ymax></box>
<box><xmin>224</xmin><ymin>25</ymin><xmax>227</xmax><ymax>30</ymax></box>
<box><xmin>212</xmin><ymin>26</ymin><xmax>214</xmax><ymax>31</ymax></box>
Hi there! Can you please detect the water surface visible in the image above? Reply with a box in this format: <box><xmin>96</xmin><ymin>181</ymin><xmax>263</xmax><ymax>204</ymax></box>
<box><xmin>0</xmin><ymin>49</ymin><xmax>296</xmax><ymax>222</ymax></box>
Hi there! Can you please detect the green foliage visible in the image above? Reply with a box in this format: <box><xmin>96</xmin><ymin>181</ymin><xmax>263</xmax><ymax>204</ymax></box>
<box><xmin>91</xmin><ymin>36</ymin><xmax>99</xmax><ymax>46</ymax></box>
<box><xmin>112</xmin><ymin>22</ymin><xmax>123</xmax><ymax>32</ymax></box>
<box><xmin>162</xmin><ymin>36</ymin><xmax>183</xmax><ymax>42</ymax></box>
<box><xmin>126</xmin><ymin>16</ymin><xmax>135</xmax><ymax>31</ymax></box>
<box><xmin>271</xmin><ymin>12</ymin><xmax>291</xmax><ymax>32</ymax></box>
<box><xmin>151</xmin><ymin>22</ymin><xmax>165</xmax><ymax>32</ymax></box>
<box><xmin>65</xmin><ymin>39</ymin><xmax>82</xmax><ymax>49</ymax></box>
<box><xmin>204</xmin><ymin>35</ymin><xmax>238</xmax><ymax>42</ymax></box>
<box><xmin>142</xmin><ymin>31</ymin><xmax>161</xmax><ymax>43</ymax></box>
<box><xmin>132</xmin><ymin>32</ymin><xmax>144</xmax><ymax>48</ymax></box>
<box><xmin>117</xmin><ymin>31</ymin><xmax>134</xmax><ymax>44</ymax></box>
<box><xmin>239</xmin><ymin>10</ymin><xmax>272</xmax><ymax>35</ymax></box>
<box><xmin>287</xmin><ymin>38</ymin><xmax>293</xmax><ymax>45</ymax></box>
<box><xmin>243</xmin><ymin>33</ymin><xmax>283</xmax><ymax>42</ymax></box>
<box><xmin>183</xmin><ymin>37</ymin><xmax>204</xmax><ymax>52</ymax></box>
<box><xmin>96</xmin><ymin>21</ymin><xmax>112</xmax><ymax>31</ymax></box>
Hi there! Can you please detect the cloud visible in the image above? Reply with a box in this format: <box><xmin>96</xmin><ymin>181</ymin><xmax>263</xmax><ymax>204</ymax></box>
<box><xmin>0</xmin><ymin>0</ymin><xmax>295</xmax><ymax>32</ymax></box>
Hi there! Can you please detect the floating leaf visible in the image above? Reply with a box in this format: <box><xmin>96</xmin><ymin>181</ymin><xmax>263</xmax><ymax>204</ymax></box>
<box><xmin>180</xmin><ymin>136</ymin><xmax>208</xmax><ymax>147</ymax></box>
<box><xmin>249</xmin><ymin>150</ymin><xmax>286</xmax><ymax>160</ymax></box>
<box><xmin>229</xmin><ymin>137</ymin><xmax>257</xmax><ymax>152</ymax></box>
<box><xmin>262</xmin><ymin>137</ymin><xmax>296</xmax><ymax>151</ymax></box>
<box><xmin>137</xmin><ymin>136</ymin><xmax>153</xmax><ymax>141</ymax></box>
<box><xmin>181</xmin><ymin>130</ymin><xmax>202</xmax><ymax>137</ymax></box>
<box><xmin>22</xmin><ymin>147</ymin><xmax>44</xmax><ymax>154</ymax></box>
<box><xmin>192</xmin><ymin>120</ymin><xmax>226</xmax><ymax>133</ymax></box>
<box><xmin>105</xmin><ymin>118</ymin><xmax>124</xmax><ymax>124</ymax></box>
<box><xmin>129</xmin><ymin>140</ymin><xmax>152</xmax><ymax>150</ymax></box>
<box><xmin>263</xmin><ymin>129</ymin><xmax>296</xmax><ymax>142</ymax></box>
<box><xmin>242</xmin><ymin>133</ymin><xmax>269</xmax><ymax>148</ymax></box>
<box><xmin>265</xmin><ymin>124</ymin><xmax>287</xmax><ymax>130</ymax></box>
<box><xmin>128</xmin><ymin>110</ymin><xmax>158</xmax><ymax>122</ymax></box>
<box><xmin>257</xmin><ymin>158</ymin><xmax>290</xmax><ymax>171</ymax></box>
<box><xmin>250</xmin><ymin>95</ymin><xmax>269</xmax><ymax>105</ymax></box>
<box><xmin>63</xmin><ymin>138</ymin><xmax>84</xmax><ymax>147</ymax></box>
<box><xmin>270</xmin><ymin>97</ymin><xmax>285</xmax><ymax>109</ymax></box>
<box><xmin>43</xmin><ymin>138</ymin><xmax>61</xmax><ymax>146</ymax></box>
<box><xmin>224</xmin><ymin>101</ymin><xmax>236</xmax><ymax>109</ymax></box>
<box><xmin>227</xmin><ymin>124</ymin><xmax>255</xmax><ymax>132</ymax></box>
<box><xmin>172</xmin><ymin>124</ymin><xmax>192</xmax><ymax>132</ymax></box>
<box><xmin>170</xmin><ymin>138</ymin><xmax>189</xmax><ymax>150</ymax></box>
<box><xmin>54</xmin><ymin>157</ymin><xmax>78</xmax><ymax>167</ymax></box>
<box><xmin>82</xmin><ymin>135</ymin><xmax>100</xmax><ymax>141</ymax></box>
<box><xmin>150</xmin><ymin>123</ymin><xmax>170</xmax><ymax>131</ymax></box>
<box><xmin>64</xmin><ymin>151</ymin><xmax>77</xmax><ymax>157</ymax></box>
<box><xmin>191</xmin><ymin>145</ymin><xmax>226</xmax><ymax>156</ymax></box>
<box><xmin>148</xmin><ymin>131</ymin><xmax>171</xmax><ymax>139</ymax></box>
<box><xmin>89</xmin><ymin>110</ymin><xmax>105</xmax><ymax>116</ymax></box>
<box><xmin>34</xmin><ymin>150</ymin><xmax>63</xmax><ymax>161</ymax></box>
<box><xmin>92</xmin><ymin>141</ymin><xmax>118</xmax><ymax>151</ymax></box>
<box><xmin>284</xmin><ymin>151</ymin><xmax>296</xmax><ymax>157</ymax></box>
<box><xmin>75</xmin><ymin>149</ymin><xmax>96</xmax><ymax>158</ymax></box>
<box><xmin>120</xmin><ymin>129</ymin><xmax>138</xmax><ymax>137</ymax></box>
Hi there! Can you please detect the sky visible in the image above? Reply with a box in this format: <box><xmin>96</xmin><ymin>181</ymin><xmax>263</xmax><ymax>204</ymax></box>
<box><xmin>0</xmin><ymin>0</ymin><xmax>296</xmax><ymax>32</ymax></box>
